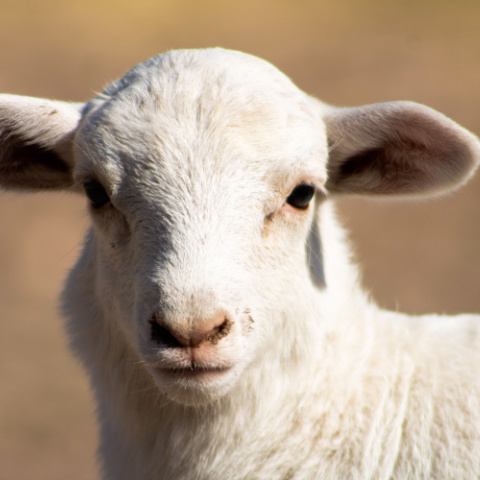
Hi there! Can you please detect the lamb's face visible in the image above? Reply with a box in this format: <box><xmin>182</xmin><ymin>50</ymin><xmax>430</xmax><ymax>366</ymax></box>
<box><xmin>73</xmin><ymin>50</ymin><xmax>328</xmax><ymax>405</ymax></box>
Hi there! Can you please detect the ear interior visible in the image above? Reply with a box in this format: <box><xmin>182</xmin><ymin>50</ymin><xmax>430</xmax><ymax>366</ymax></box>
<box><xmin>1</xmin><ymin>131</ymin><xmax>75</xmax><ymax>190</ymax></box>
<box><xmin>324</xmin><ymin>101</ymin><xmax>480</xmax><ymax>197</ymax></box>
<box><xmin>0</xmin><ymin>95</ymin><xmax>83</xmax><ymax>191</ymax></box>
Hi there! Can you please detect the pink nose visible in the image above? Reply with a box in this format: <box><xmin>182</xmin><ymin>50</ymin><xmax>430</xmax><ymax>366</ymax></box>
<box><xmin>150</xmin><ymin>310</ymin><xmax>232</xmax><ymax>348</ymax></box>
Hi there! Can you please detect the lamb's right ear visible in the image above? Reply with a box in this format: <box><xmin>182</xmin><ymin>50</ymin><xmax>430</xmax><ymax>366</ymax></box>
<box><xmin>0</xmin><ymin>94</ymin><xmax>84</xmax><ymax>190</ymax></box>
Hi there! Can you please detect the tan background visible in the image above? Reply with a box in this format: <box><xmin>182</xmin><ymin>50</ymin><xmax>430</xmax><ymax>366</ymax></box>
<box><xmin>1</xmin><ymin>1</ymin><xmax>480</xmax><ymax>478</ymax></box>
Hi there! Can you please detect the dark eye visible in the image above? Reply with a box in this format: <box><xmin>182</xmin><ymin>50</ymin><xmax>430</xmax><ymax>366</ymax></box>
<box><xmin>286</xmin><ymin>184</ymin><xmax>315</xmax><ymax>209</ymax></box>
<box><xmin>83</xmin><ymin>179</ymin><xmax>110</xmax><ymax>209</ymax></box>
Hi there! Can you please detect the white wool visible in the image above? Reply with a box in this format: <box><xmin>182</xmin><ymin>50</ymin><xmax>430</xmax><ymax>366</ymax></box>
<box><xmin>1</xmin><ymin>48</ymin><xmax>480</xmax><ymax>479</ymax></box>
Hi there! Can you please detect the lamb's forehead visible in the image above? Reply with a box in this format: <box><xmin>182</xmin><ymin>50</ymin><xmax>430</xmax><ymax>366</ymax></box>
<box><xmin>101</xmin><ymin>48</ymin><xmax>312</xmax><ymax>110</ymax></box>
<box><xmin>77</xmin><ymin>49</ymin><xmax>327</xmax><ymax>182</ymax></box>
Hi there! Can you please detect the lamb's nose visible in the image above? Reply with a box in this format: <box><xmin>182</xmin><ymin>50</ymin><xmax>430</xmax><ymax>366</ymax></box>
<box><xmin>150</xmin><ymin>311</ymin><xmax>233</xmax><ymax>348</ymax></box>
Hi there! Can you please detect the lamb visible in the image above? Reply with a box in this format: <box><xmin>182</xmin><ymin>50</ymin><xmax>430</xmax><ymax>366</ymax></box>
<box><xmin>1</xmin><ymin>47</ymin><xmax>480</xmax><ymax>480</ymax></box>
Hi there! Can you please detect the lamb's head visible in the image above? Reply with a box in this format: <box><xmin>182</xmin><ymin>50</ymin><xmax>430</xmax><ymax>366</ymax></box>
<box><xmin>1</xmin><ymin>48</ymin><xmax>479</xmax><ymax>406</ymax></box>
<box><xmin>70</xmin><ymin>50</ymin><xmax>330</xmax><ymax>405</ymax></box>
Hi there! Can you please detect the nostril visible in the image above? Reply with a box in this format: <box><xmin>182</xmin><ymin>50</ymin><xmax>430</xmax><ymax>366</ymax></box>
<box><xmin>150</xmin><ymin>320</ymin><xmax>183</xmax><ymax>348</ymax></box>
<box><xmin>203</xmin><ymin>317</ymin><xmax>233</xmax><ymax>345</ymax></box>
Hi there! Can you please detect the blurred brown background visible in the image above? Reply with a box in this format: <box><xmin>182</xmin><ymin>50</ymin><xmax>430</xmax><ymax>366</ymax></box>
<box><xmin>1</xmin><ymin>0</ymin><xmax>479</xmax><ymax>478</ymax></box>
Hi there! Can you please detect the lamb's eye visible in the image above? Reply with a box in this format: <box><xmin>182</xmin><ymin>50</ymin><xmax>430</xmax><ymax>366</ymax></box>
<box><xmin>83</xmin><ymin>180</ymin><xmax>110</xmax><ymax>209</ymax></box>
<box><xmin>286</xmin><ymin>184</ymin><xmax>315</xmax><ymax>210</ymax></box>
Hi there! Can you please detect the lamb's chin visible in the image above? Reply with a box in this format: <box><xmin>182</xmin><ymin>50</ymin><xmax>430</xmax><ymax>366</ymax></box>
<box><xmin>148</xmin><ymin>365</ymin><xmax>240</xmax><ymax>406</ymax></box>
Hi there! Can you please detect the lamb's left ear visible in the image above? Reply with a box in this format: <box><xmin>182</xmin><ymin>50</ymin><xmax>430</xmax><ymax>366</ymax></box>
<box><xmin>0</xmin><ymin>95</ymin><xmax>83</xmax><ymax>190</ymax></box>
<box><xmin>324</xmin><ymin>101</ymin><xmax>480</xmax><ymax>197</ymax></box>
